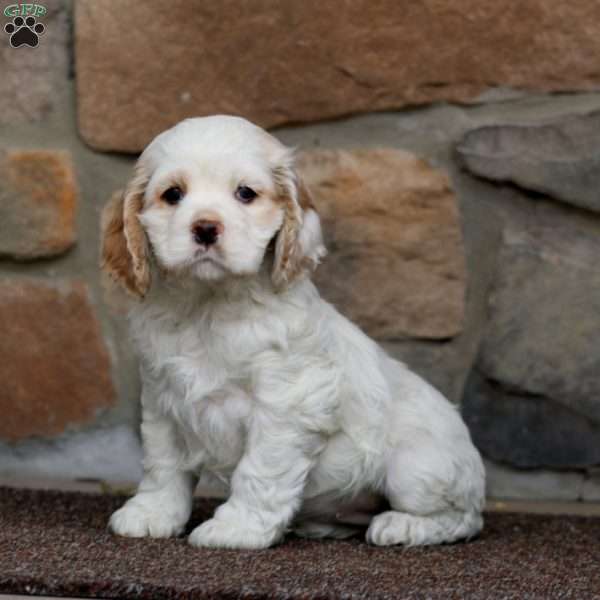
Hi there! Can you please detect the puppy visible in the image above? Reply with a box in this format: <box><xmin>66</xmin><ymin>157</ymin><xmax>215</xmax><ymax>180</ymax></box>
<box><xmin>101</xmin><ymin>115</ymin><xmax>485</xmax><ymax>549</ymax></box>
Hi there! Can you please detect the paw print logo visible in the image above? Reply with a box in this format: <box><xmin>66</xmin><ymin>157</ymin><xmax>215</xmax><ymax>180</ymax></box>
<box><xmin>4</xmin><ymin>16</ymin><xmax>45</xmax><ymax>48</ymax></box>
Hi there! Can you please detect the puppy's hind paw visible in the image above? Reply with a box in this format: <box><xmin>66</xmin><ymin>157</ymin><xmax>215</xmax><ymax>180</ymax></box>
<box><xmin>188</xmin><ymin>517</ymin><xmax>277</xmax><ymax>549</ymax></box>
<box><xmin>109</xmin><ymin>502</ymin><xmax>185</xmax><ymax>539</ymax></box>
<box><xmin>366</xmin><ymin>509</ymin><xmax>482</xmax><ymax>546</ymax></box>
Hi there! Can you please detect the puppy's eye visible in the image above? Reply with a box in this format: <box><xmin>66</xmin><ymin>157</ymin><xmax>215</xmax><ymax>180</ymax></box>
<box><xmin>235</xmin><ymin>185</ymin><xmax>258</xmax><ymax>204</ymax></box>
<box><xmin>161</xmin><ymin>186</ymin><xmax>183</xmax><ymax>205</ymax></box>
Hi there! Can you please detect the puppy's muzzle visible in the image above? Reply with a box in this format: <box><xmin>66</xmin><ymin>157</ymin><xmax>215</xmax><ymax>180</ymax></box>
<box><xmin>191</xmin><ymin>219</ymin><xmax>223</xmax><ymax>247</ymax></box>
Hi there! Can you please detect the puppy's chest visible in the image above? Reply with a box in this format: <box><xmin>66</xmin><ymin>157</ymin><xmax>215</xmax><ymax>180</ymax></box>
<box><xmin>180</xmin><ymin>384</ymin><xmax>252</xmax><ymax>472</ymax></box>
<box><xmin>135</xmin><ymin>307</ymin><xmax>259</xmax><ymax>388</ymax></box>
<box><xmin>133</xmin><ymin>307</ymin><xmax>262</xmax><ymax>467</ymax></box>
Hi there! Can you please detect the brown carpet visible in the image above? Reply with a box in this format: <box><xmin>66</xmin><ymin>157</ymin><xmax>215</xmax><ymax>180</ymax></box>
<box><xmin>0</xmin><ymin>487</ymin><xmax>599</xmax><ymax>599</ymax></box>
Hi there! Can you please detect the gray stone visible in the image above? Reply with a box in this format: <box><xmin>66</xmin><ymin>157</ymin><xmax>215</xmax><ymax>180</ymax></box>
<box><xmin>582</xmin><ymin>469</ymin><xmax>600</xmax><ymax>502</ymax></box>
<box><xmin>457</xmin><ymin>112</ymin><xmax>600</xmax><ymax>213</ymax></box>
<box><xmin>382</xmin><ymin>340</ymin><xmax>468</xmax><ymax>405</ymax></box>
<box><xmin>463</xmin><ymin>371</ymin><xmax>600</xmax><ymax>469</ymax></box>
<box><xmin>484</xmin><ymin>459</ymin><xmax>584</xmax><ymax>502</ymax></box>
<box><xmin>478</xmin><ymin>199</ymin><xmax>600</xmax><ymax>426</ymax></box>
<box><xmin>0</xmin><ymin>0</ymin><xmax>70</xmax><ymax>124</ymax></box>
<box><xmin>461</xmin><ymin>191</ymin><xmax>600</xmax><ymax>469</ymax></box>
<box><xmin>0</xmin><ymin>425</ymin><xmax>142</xmax><ymax>484</ymax></box>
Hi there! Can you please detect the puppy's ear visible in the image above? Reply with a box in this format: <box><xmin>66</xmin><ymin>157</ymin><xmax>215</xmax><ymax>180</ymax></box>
<box><xmin>100</xmin><ymin>166</ymin><xmax>151</xmax><ymax>299</ymax></box>
<box><xmin>271</xmin><ymin>161</ymin><xmax>327</xmax><ymax>290</ymax></box>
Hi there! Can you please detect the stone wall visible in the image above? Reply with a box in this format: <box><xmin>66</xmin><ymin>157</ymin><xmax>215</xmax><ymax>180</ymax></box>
<box><xmin>1</xmin><ymin>0</ymin><xmax>599</xmax><ymax>501</ymax></box>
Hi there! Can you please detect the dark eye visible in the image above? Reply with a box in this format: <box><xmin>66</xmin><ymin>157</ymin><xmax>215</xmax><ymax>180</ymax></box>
<box><xmin>161</xmin><ymin>186</ymin><xmax>183</xmax><ymax>205</ymax></box>
<box><xmin>235</xmin><ymin>185</ymin><xmax>258</xmax><ymax>204</ymax></box>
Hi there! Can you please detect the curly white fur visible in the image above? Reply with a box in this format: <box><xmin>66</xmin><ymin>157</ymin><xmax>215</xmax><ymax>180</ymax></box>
<box><xmin>103</xmin><ymin>116</ymin><xmax>485</xmax><ymax>549</ymax></box>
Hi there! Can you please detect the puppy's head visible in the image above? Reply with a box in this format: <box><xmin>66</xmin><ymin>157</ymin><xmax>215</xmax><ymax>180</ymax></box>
<box><xmin>101</xmin><ymin>116</ymin><xmax>326</xmax><ymax>298</ymax></box>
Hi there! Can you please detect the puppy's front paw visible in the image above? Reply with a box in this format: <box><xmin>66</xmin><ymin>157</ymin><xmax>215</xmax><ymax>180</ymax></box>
<box><xmin>109</xmin><ymin>501</ymin><xmax>186</xmax><ymax>539</ymax></box>
<box><xmin>188</xmin><ymin>517</ymin><xmax>277</xmax><ymax>549</ymax></box>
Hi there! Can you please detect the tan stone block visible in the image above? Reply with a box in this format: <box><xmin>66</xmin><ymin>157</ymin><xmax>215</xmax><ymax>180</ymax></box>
<box><xmin>76</xmin><ymin>0</ymin><xmax>600</xmax><ymax>152</ymax></box>
<box><xmin>0</xmin><ymin>149</ymin><xmax>77</xmax><ymax>259</ymax></box>
<box><xmin>0</xmin><ymin>279</ymin><xmax>116</xmax><ymax>441</ymax></box>
<box><xmin>0</xmin><ymin>0</ymin><xmax>69</xmax><ymax>124</ymax></box>
<box><xmin>300</xmin><ymin>149</ymin><xmax>466</xmax><ymax>340</ymax></box>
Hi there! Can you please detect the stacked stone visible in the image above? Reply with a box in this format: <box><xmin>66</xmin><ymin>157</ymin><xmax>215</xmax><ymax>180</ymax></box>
<box><xmin>1</xmin><ymin>0</ymin><xmax>599</xmax><ymax>499</ymax></box>
<box><xmin>458</xmin><ymin>115</ymin><xmax>600</xmax><ymax>482</ymax></box>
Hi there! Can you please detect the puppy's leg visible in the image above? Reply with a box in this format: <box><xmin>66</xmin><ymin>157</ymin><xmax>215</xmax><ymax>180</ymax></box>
<box><xmin>366</xmin><ymin>443</ymin><xmax>484</xmax><ymax>546</ymax></box>
<box><xmin>109</xmin><ymin>405</ymin><xmax>197</xmax><ymax>538</ymax></box>
<box><xmin>294</xmin><ymin>490</ymin><xmax>385</xmax><ymax>540</ymax></box>
<box><xmin>294</xmin><ymin>521</ymin><xmax>359</xmax><ymax>539</ymax></box>
<box><xmin>189</xmin><ymin>412</ymin><xmax>319</xmax><ymax>549</ymax></box>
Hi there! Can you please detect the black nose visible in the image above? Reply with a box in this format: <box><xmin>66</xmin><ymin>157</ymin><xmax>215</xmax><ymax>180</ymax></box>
<box><xmin>191</xmin><ymin>220</ymin><xmax>222</xmax><ymax>247</ymax></box>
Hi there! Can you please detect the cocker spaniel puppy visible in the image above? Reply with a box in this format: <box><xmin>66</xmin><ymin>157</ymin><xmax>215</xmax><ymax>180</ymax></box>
<box><xmin>101</xmin><ymin>115</ymin><xmax>485</xmax><ymax>549</ymax></box>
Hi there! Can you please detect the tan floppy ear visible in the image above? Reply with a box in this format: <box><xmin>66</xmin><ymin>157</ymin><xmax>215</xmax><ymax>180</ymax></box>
<box><xmin>272</xmin><ymin>167</ymin><xmax>327</xmax><ymax>290</ymax></box>
<box><xmin>100</xmin><ymin>167</ymin><xmax>151</xmax><ymax>299</ymax></box>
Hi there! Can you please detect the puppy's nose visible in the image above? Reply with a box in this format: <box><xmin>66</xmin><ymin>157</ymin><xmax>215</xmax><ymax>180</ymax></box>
<box><xmin>191</xmin><ymin>220</ymin><xmax>223</xmax><ymax>247</ymax></box>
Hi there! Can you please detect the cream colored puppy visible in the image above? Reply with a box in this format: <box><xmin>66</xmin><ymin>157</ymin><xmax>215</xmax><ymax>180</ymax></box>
<box><xmin>101</xmin><ymin>115</ymin><xmax>485</xmax><ymax>549</ymax></box>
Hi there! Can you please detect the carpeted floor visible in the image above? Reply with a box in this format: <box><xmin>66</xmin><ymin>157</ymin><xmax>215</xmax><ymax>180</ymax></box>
<box><xmin>0</xmin><ymin>487</ymin><xmax>599</xmax><ymax>599</ymax></box>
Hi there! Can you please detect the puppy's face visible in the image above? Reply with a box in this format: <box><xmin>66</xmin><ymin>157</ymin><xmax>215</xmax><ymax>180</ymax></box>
<box><xmin>101</xmin><ymin>116</ymin><xmax>325</xmax><ymax>297</ymax></box>
<box><xmin>140</xmin><ymin>124</ymin><xmax>286</xmax><ymax>281</ymax></box>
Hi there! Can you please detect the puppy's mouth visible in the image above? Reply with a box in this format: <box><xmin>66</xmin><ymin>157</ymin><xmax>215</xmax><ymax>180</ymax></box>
<box><xmin>194</xmin><ymin>253</ymin><xmax>220</xmax><ymax>265</ymax></box>
<box><xmin>192</xmin><ymin>246</ymin><xmax>221</xmax><ymax>262</ymax></box>
<box><xmin>188</xmin><ymin>248</ymin><xmax>229</xmax><ymax>278</ymax></box>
